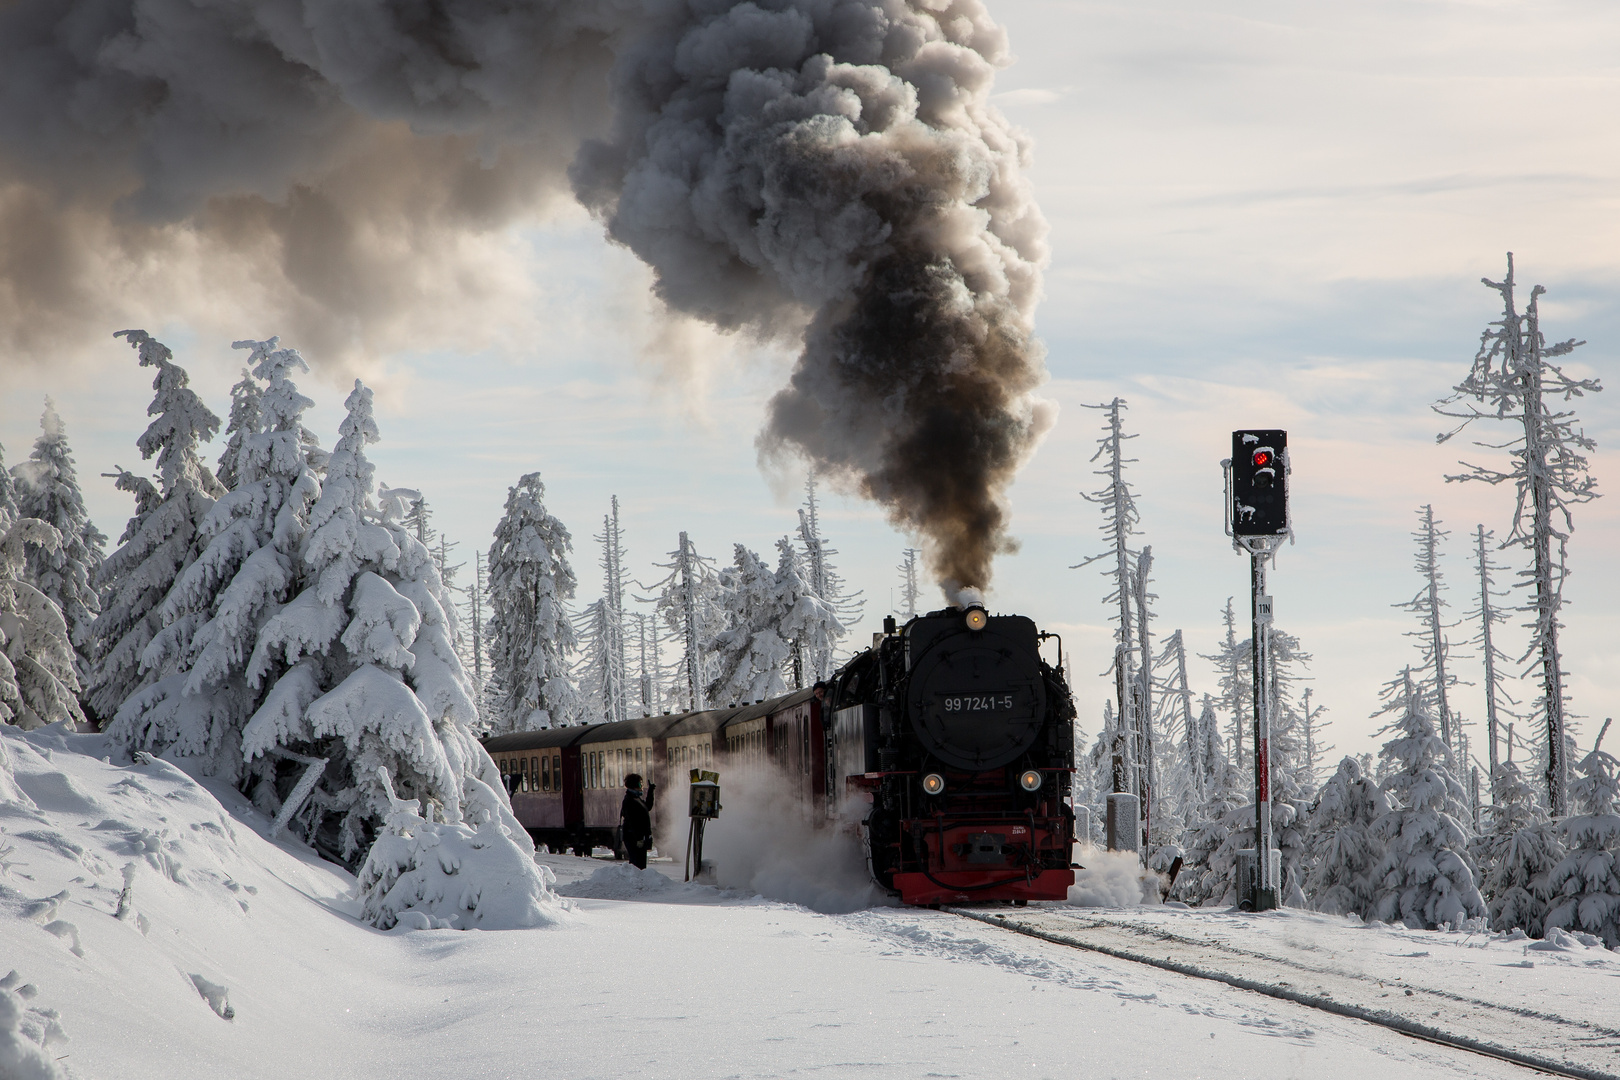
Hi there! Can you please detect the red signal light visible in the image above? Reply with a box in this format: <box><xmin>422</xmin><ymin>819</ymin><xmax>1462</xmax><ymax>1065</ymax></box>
<box><xmin>1252</xmin><ymin>450</ymin><xmax>1271</xmax><ymax>467</ymax></box>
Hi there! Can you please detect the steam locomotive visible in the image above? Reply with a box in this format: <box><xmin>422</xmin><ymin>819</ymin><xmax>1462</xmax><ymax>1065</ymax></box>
<box><xmin>483</xmin><ymin>605</ymin><xmax>1077</xmax><ymax>906</ymax></box>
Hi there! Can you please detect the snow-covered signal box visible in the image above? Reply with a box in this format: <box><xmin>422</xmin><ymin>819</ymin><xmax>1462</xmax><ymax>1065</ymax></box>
<box><xmin>1230</xmin><ymin>429</ymin><xmax>1289</xmax><ymax>537</ymax></box>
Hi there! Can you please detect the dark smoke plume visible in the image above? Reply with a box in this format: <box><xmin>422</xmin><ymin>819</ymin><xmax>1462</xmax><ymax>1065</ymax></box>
<box><xmin>0</xmin><ymin>0</ymin><xmax>1051</xmax><ymax>594</ymax></box>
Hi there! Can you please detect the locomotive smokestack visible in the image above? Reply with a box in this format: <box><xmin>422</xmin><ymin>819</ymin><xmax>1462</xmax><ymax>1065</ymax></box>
<box><xmin>2</xmin><ymin>1</ymin><xmax>1052</xmax><ymax>593</ymax></box>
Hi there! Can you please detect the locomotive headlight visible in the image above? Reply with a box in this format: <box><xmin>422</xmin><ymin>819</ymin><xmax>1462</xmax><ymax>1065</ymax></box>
<box><xmin>1019</xmin><ymin>769</ymin><xmax>1043</xmax><ymax>792</ymax></box>
<box><xmin>964</xmin><ymin>607</ymin><xmax>988</xmax><ymax>632</ymax></box>
<box><xmin>922</xmin><ymin>773</ymin><xmax>946</xmax><ymax>796</ymax></box>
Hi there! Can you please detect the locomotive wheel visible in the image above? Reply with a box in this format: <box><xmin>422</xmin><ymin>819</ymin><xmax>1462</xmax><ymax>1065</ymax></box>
<box><xmin>1014</xmin><ymin>899</ymin><xmax>1028</xmax><ymax>907</ymax></box>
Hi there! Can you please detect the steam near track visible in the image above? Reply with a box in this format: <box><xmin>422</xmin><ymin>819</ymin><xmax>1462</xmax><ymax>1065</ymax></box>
<box><xmin>0</xmin><ymin>0</ymin><xmax>1052</xmax><ymax>594</ymax></box>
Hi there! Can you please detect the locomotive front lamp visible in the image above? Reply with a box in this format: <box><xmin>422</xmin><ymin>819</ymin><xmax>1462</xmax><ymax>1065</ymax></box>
<box><xmin>1019</xmin><ymin>769</ymin><xmax>1043</xmax><ymax>792</ymax></box>
<box><xmin>922</xmin><ymin>773</ymin><xmax>946</xmax><ymax>795</ymax></box>
<box><xmin>964</xmin><ymin>607</ymin><xmax>988</xmax><ymax>631</ymax></box>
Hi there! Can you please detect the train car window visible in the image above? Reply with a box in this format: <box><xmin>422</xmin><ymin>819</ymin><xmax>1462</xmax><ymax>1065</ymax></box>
<box><xmin>531</xmin><ymin>757</ymin><xmax>539</xmax><ymax>790</ymax></box>
<box><xmin>540</xmin><ymin>756</ymin><xmax>549</xmax><ymax>792</ymax></box>
<box><xmin>520</xmin><ymin>759</ymin><xmax>529</xmax><ymax>792</ymax></box>
<box><xmin>554</xmin><ymin>755</ymin><xmax>561</xmax><ymax>784</ymax></box>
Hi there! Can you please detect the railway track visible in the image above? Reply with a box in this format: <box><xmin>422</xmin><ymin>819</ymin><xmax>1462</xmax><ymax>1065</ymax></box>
<box><xmin>949</xmin><ymin>907</ymin><xmax>1620</xmax><ymax>1080</ymax></box>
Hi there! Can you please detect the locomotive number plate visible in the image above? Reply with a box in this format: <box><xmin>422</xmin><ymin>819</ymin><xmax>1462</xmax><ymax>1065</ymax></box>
<box><xmin>941</xmin><ymin>693</ymin><xmax>1017</xmax><ymax>713</ymax></box>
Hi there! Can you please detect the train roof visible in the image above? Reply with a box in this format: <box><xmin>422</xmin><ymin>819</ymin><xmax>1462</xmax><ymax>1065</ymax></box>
<box><xmin>481</xmin><ymin>687</ymin><xmax>819</xmax><ymax>753</ymax></box>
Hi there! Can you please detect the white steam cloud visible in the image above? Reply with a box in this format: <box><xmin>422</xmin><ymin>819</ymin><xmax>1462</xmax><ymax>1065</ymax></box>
<box><xmin>0</xmin><ymin>0</ymin><xmax>1052</xmax><ymax>591</ymax></box>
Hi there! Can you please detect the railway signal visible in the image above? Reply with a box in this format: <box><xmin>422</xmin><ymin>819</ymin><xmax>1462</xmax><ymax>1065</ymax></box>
<box><xmin>1223</xmin><ymin>428</ymin><xmax>1292</xmax><ymax>913</ymax></box>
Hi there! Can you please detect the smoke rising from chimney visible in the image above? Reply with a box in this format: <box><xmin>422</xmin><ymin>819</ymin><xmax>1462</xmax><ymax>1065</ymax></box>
<box><xmin>0</xmin><ymin>0</ymin><xmax>1052</xmax><ymax>594</ymax></box>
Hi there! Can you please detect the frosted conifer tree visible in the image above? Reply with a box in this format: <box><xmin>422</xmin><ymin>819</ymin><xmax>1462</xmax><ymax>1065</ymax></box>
<box><xmin>0</xmin><ymin>514</ymin><xmax>84</xmax><ymax>729</ymax></box>
<box><xmin>1543</xmin><ymin>720</ymin><xmax>1620</xmax><ymax>946</ymax></box>
<box><xmin>87</xmin><ymin>331</ymin><xmax>224</xmax><ymax>724</ymax></box>
<box><xmin>897</xmin><ymin>548</ymin><xmax>921</xmax><ymax>621</ymax></box>
<box><xmin>1304</xmin><ymin>756</ymin><xmax>1389</xmax><ymax>918</ymax></box>
<box><xmin>1434</xmin><ymin>255</ymin><xmax>1603</xmax><ymax>816</ymax></box>
<box><xmin>1395</xmin><ymin>505</ymin><xmax>1464</xmax><ymax>752</ymax></box>
<box><xmin>11</xmin><ymin>400</ymin><xmax>105</xmax><ymax>687</ymax></box>
<box><xmin>1172</xmin><ymin>752</ymin><xmax>1249</xmax><ymax>906</ymax></box>
<box><xmin>215</xmin><ymin>369</ymin><xmax>262</xmax><ymax>491</ymax></box>
<box><xmin>1370</xmin><ymin>670</ymin><xmax>1486</xmax><ymax>929</ymax></box>
<box><xmin>1201</xmin><ymin>598</ymin><xmax>1251</xmax><ymax>770</ymax></box>
<box><xmin>1300</xmin><ymin>687</ymin><xmax>1331</xmax><ymax>789</ymax></box>
<box><xmin>238</xmin><ymin>381</ymin><xmax>492</xmax><ymax>857</ymax></box>
<box><xmin>587</xmin><ymin>497</ymin><xmax>629</xmax><ymax>725</ymax></box>
<box><xmin>775</xmin><ymin>537</ymin><xmax>844</xmax><ymax>690</ymax></box>
<box><xmin>1476</xmin><ymin>740</ymin><xmax>1562</xmax><ymax>936</ymax></box>
<box><xmin>1074</xmin><ymin>399</ymin><xmax>1147</xmax><ymax>802</ymax></box>
<box><xmin>486</xmin><ymin>473</ymin><xmax>581</xmax><ymax>732</ymax></box>
<box><xmin>645</xmin><ymin>532</ymin><xmax>722</xmax><ymax>711</ymax></box>
<box><xmin>110</xmin><ymin>337</ymin><xmax>324</xmax><ymax>783</ymax></box>
<box><xmin>1467</xmin><ymin>524</ymin><xmax>1518</xmax><ymax>781</ymax></box>
<box><xmin>708</xmin><ymin>543</ymin><xmax>791</xmax><ymax>706</ymax></box>
<box><xmin>0</xmin><ymin>444</ymin><xmax>15</xmax><ymax>520</ymax></box>
<box><xmin>795</xmin><ymin>473</ymin><xmax>863</xmax><ymax>680</ymax></box>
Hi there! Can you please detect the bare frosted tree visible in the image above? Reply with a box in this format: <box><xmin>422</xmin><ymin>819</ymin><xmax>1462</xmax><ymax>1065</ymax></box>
<box><xmin>580</xmin><ymin>496</ymin><xmax>630</xmax><ymax>725</ymax></box>
<box><xmin>1300</xmin><ymin>686</ymin><xmax>1332</xmax><ymax>789</ymax></box>
<box><xmin>1434</xmin><ymin>254</ymin><xmax>1603</xmax><ymax>816</ymax></box>
<box><xmin>1073</xmin><ymin>398</ymin><xmax>1145</xmax><ymax>804</ymax></box>
<box><xmin>795</xmin><ymin>472</ymin><xmax>864</xmax><ymax>680</ymax></box>
<box><xmin>1395</xmin><ymin>505</ymin><xmax>1464</xmax><ymax>753</ymax></box>
<box><xmin>897</xmin><ymin>547</ymin><xmax>921</xmax><ymax>621</ymax></box>
<box><xmin>1466</xmin><ymin>523</ymin><xmax>1518</xmax><ymax>787</ymax></box>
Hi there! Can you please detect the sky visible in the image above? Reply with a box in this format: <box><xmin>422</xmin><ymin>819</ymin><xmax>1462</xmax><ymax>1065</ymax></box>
<box><xmin>1</xmin><ymin>0</ymin><xmax>1616</xmax><ymax>768</ymax></box>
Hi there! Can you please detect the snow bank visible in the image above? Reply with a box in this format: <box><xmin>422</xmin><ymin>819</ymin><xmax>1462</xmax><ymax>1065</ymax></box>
<box><xmin>662</xmin><ymin>765</ymin><xmax>891</xmax><ymax>914</ymax></box>
<box><xmin>559</xmin><ymin>862</ymin><xmax>719</xmax><ymax>902</ymax></box>
<box><xmin>0</xmin><ymin>971</ymin><xmax>67</xmax><ymax>1080</ymax></box>
<box><xmin>1065</xmin><ymin>845</ymin><xmax>1163</xmax><ymax>907</ymax></box>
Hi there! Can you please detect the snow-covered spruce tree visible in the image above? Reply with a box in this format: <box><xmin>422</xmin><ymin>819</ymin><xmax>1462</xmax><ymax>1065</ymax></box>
<box><xmin>1304</xmin><ymin>755</ymin><xmax>1390</xmax><ymax>918</ymax></box>
<box><xmin>1201</xmin><ymin>598</ymin><xmax>1251</xmax><ymax>770</ymax></box>
<box><xmin>239</xmin><ymin>380</ymin><xmax>494</xmax><ymax>858</ymax></box>
<box><xmin>1369</xmin><ymin>670</ymin><xmax>1486</xmax><ymax>929</ymax></box>
<box><xmin>775</xmin><ymin>536</ymin><xmax>845</xmax><ymax>690</ymax></box>
<box><xmin>87</xmin><ymin>331</ymin><xmax>225</xmax><ymax>724</ymax></box>
<box><xmin>0</xmin><ymin>443</ymin><xmax>16</xmax><ymax>520</ymax></box>
<box><xmin>356</xmin><ymin>766</ymin><xmax>564</xmax><ymax>931</ymax></box>
<box><xmin>215</xmin><ymin>369</ymin><xmax>262</xmax><ymax>492</ymax></box>
<box><xmin>1395</xmin><ymin>504</ymin><xmax>1464</xmax><ymax>753</ymax></box>
<box><xmin>795</xmin><ymin>472</ymin><xmax>862</xmax><ymax>680</ymax></box>
<box><xmin>1543</xmin><ymin>721</ymin><xmax>1620</xmax><ymax>946</ymax></box>
<box><xmin>707</xmin><ymin>543</ymin><xmax>792</xmax><ymax>706</ymax></box>
<box><xmin>1171</xmin><ymin>752</ymin><xmax>1249</xmax><ymax>906</ymax></box>
<box><xmin>585</xmin><ymin>497</ymin><xmax>630</xmax><ymax>725</ymax></box>
<box><xmin>485</xmin><ymin>472</ymin><xmax>581</xmax><ymax>732</ymax></box>
<box><xmin>0</xmin><ymin>514</ymin><xmax>85</xmax><ymax>729</ymax></box>
<box><xmin>10</xmin><ymin>400</ymin><xmax>105</xmax><ymax>688</ymax></box>
<box><xmin>645</xmin><ymin>532</ymin><xmax>722</xmax><ymax>712</ymax></box>
<box><xmin>109</xmin><ymin>337</ymin><xmax>325</xmax><ymax>782</ymax></box>
<box><xmin>1434</xmin><ymin>255</ymin><xmax>1603</xmax><ymax>817</ymax></box>
<box><xmin>1475</xmin><ymin>746</ymin><xmax>1562</xmax><ymax>936</ymax></box>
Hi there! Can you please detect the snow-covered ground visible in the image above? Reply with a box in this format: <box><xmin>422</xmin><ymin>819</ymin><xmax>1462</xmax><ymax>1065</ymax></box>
<box><xmin>3</xmin><ymin>722</ymin><xmax>1611</xmax><ymax>1080</ymax></box>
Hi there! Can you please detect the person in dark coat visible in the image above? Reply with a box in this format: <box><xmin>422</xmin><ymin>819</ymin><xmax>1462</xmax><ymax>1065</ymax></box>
<box><xmin>620</xmin><ymin>773</ymin><xmax>656</xmax><ymax>869</ymax></box>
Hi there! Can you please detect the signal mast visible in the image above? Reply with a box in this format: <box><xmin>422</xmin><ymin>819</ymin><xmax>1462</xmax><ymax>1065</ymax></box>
<box><xmin>1223</xmin><ymin>429</ymin><xmax>1290</xmax><ymax>912</ymax></box>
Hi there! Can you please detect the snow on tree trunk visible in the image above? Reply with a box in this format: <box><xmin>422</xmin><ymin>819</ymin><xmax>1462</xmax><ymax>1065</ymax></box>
<box><xmin>1467</xmin><ymin>523</ymin><xmax>1518</xmax><ymax>786</ymax></box>
<box><xmin>356</xmin><ymin>767</ymin><xmax>569</xmax><ymax>931</ymax></box>
<box><xmin>10</xmin><ymin>399</ymin><xmax>105</xmax><ymax>691</ymax></box>
<box><xmin>1433</xmin><ymin>254</ymin><xmax>1603</xmax><ymax>817</ymax></box>
<box><xmin>1370</xmin><ymin>670</ymin><xmax>1486</xmax><ymax>930</ymax></box>
<box><xmin>0</xmin><ymin>515</ymin><xmax>84</xmax><ymax>730</ymax></box>
<box><xmin>1304</xmin><ymin>755</ymin><xmax>1389</xmax><ymax>918</ymax></box>
<box><xmin>485</xmin><ymin>472</ymin><xmax>581</xmax><ymax>733</ymax></box>
<box><xmin>109</xmin><ymin>337</ymin><xmax>324</xmax><ymax>784</ymax></box>
<box><xmin>237</xmin><ymin>380</ymin><xmax>492</xmax><ymax>859</ymax></box>
<box><xmin>1544</xmin><ymin>722</ymin><xmax>1620</xmax><ymax>946</ymax></box>
<box><xmin>88</xmin><ymin>331</ymin><xmax>224</xmax><ymax>725</ymax></box>
<box><xmin>1475</xmin><ymin>751</ymin><xmax>1562</xmax><ymax>937</ymax></box>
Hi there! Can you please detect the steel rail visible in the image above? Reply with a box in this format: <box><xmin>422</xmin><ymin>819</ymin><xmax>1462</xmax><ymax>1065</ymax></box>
<box><xmin>948</xmin><ymin>907</ymin><xmax>1618</xmax><ymax>1080</ymax></box>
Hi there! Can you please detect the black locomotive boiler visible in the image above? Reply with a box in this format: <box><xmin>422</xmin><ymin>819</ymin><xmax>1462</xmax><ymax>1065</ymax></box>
<box><xmin>824</xmin><ymin>605</ymin><xmax>1077</xmax><ymax>905</ymax></box>
<box><xmin>484</xmin><ymin>604</ymin><xmax>1076</xmax><ymax>906</ymax></box>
